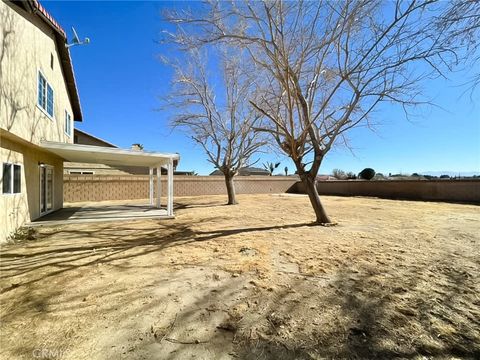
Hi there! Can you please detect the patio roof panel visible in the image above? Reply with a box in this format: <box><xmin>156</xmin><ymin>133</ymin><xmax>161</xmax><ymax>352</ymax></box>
<box><xmin>41</xmin><ymin>141</ymin><xmax>180</xmax><ymax>167</ymax></box>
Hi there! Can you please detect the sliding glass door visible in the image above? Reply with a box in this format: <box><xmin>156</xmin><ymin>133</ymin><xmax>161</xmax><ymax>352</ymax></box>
<box><xmin>40</xmin><ymin>165</ymin><xmax>54</xmax><ymax>214</ymax></box>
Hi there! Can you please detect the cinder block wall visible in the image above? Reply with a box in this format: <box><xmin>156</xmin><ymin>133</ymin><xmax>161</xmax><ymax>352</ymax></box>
<box><xmin>64</xmin><ymin>175</ymin><xmax>480</xmax><ymax>204</ymax></box>
<box><xmin>64</xmin><ymin>175</ymin><xmax>299</xmax><ymax>202</ymax></box>
<box><xmin>291</xmin><ymin>179</ymin><xmax>480</xmax><ymax>204</ymax></box>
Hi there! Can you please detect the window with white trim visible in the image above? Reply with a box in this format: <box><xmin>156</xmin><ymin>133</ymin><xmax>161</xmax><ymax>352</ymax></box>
<box><xmin>38</xmin><ymin>71</ymin><xmax>54</xmax><ymax>118</ymax></box>
<box><xmin>2</xmin><ymin>163</ymin><xmax>21</xmax><ymax>194</ymax></box>
<box><xmin>65</xmin><ymin>110</ymin><xmax>72</xmax><ymax>136</ymax></box>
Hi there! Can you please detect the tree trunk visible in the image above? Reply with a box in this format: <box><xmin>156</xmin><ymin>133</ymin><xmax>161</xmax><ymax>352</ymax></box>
<box><xmin>301</xmin><ymin>175</ymin><xmax>331</xmax><ymax>224</ymax></box>
<box><xmin>225</xmin><ymin>174</ymin><xmax>238</xmax><ymax>205</ymax></box>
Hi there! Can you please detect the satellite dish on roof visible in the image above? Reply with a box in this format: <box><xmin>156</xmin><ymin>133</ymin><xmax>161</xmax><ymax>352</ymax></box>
<box><xmin>66</xmin><ymin>26</ymin><xmax>90</xmax><ymax>48</ymax></box>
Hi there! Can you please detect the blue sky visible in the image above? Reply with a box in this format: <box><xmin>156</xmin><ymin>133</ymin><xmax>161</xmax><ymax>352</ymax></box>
<box><xmin>45</xmin><ymin>1</ymin><xmax>479</xmax><ymax>176</ymax></box>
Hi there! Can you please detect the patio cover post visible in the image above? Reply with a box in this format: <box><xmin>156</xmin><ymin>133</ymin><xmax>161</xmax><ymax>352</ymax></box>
<box><xmin>156</xmin><ymin>165</ymin><xmax>161</xmax><ymax>209</ymax></box>
<box><xmin>149</xmin><ymin>167</ymin><xmax>154</xmax><ymax>206</ymax></box>
<box><xmin>167</xmin><ymin>159</ymin><xmax>174</xmax><ymax>216</ymax></box>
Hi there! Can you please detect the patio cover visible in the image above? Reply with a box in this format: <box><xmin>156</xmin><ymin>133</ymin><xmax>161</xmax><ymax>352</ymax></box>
<box><xmin>41</xmin><ymin>141</ymin><xmax>179</xmax><ymax>215</ymax></box>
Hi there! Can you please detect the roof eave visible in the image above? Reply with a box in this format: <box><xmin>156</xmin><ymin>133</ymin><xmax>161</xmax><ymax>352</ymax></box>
<box><xmin>56</xmin><ymin>36</ymin><xmax>83</xmax><ymax>122</ymax></box>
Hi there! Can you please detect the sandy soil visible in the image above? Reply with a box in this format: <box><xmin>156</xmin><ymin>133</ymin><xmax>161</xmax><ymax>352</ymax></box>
<box><xmin>0</xmin><ymin>194</ymin><xmax>479</xmax><ymax>359</ymax></box>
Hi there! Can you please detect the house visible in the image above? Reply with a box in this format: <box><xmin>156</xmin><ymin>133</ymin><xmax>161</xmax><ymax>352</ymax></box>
<box><xmin>65</xmin><ymin>129</ymin><xmax>136</xmax><ymax>175</ymax></box>
<box><xmin>0</xmin><ymin>0</ymin><xmax>81</xmax><ymax>241</ymax></box>
<box><xmin>1</xmin><ymin>0</ymin><xmax>179</xmax><ymax>242</ymax></box>
<box><xmin>74</xmin><ymin>128</ymin><xmax>117</xmax><ymax>148</ymax></box>
<box><xmin>65</xmin><ymin>129</ymin><xmax>118</xmax><ymax>175</ymax></box>
<box><xmin>65</xmin><ymin>129</ymin><xmax>186</xmax><ymax>175</ymax></box>
<box><xmin>210</xmin><ymin>167</ymin><xmax>270</xmax><ymax>176</ymax></box>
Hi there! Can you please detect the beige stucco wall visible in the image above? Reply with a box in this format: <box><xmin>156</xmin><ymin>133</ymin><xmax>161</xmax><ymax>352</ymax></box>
<box><xmin>1</xmin><ymin>134</ymin><xmax>63</xmax><ymax>242</ymax></box>
<box><xmin>0</xmin><ymin>1</ymin><xmax>75</xmax><ymax>145</ymax></box>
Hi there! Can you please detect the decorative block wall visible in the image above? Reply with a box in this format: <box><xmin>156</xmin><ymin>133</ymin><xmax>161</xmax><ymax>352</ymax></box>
<box><xmin>64</xmin><ymin>175</ymin><xmax>299</xmax><ymax>202</ymax></box>
<box><xmin>291</xmin><ymin>179</ymin><xmax>480</xmax><ymax>203</ymax></box>
<box><xmin>64</xmin><ymin>175</ymin><xmax>479</xmax><ymax>204</ymax></box>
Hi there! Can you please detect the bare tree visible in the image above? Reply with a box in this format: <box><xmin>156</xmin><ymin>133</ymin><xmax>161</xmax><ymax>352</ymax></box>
<box><xmin>436</xmin><ymin>0</ymin><xmax>480</xmax><ymax>88</ymax></box>
<box><xmin>165</xmin><ymin>0</ymin><xmax>480</xmax><ymax>223</ymax></box>
<box><xmin>163</xmin><ymin>49</ymin><xmax>265</xmax><ymax>204</ymax></box>
<box><xmin>332</xmin><ymin>169</ymin><xmax>347</xmax><ymax>180</ymax></box>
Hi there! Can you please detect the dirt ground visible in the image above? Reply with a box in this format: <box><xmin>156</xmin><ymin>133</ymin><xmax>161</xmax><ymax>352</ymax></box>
<box><xmin>0</xmin><ymin>194</ymin><xmax>479</xmax><ymax>359</ymax></box>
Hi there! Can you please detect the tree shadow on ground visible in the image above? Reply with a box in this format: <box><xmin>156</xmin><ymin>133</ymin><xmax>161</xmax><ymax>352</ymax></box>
<box><xmin>0</xmin><ymin>221</ymin><xmax>197</xmax><ymax>293</ymax></box>
<box><xmin>174</xmin><ymin>201</ymin><xmax>231</xmax><ymax>210</ymax></box>
<box><xmin>0</xmin><ymin>219</ymin><xmax>314</xmax><ymax>294</ymax></box>
<box><xmin>192</xmin><ymin>222</ymin><xmax>317</xmax><ymax>242</ymax></box>
<box><xmin>1</xmin><ymin>205</ymin><xmax>479</xmax><ymax>359</ymax></box>
<box><xmin>232</xmin><ymin>255</ymin><xmax>480</xmax><ymax>359</ymax></box>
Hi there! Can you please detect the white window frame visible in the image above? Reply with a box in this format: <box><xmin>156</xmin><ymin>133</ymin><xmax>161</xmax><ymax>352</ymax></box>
<box><xmin>2</xmin><ymin>162</ymin><xmax>22</xmax><ymax>195</ymax></box>
<box><xmin>37</xmin><ymin>70</ymin><xmax>55</xmax><ymax>120</ymax></box>
<box><xmin>64</xmin><ymin>110</ymin><xmax>72</xmax><ymax>137</ymax></box>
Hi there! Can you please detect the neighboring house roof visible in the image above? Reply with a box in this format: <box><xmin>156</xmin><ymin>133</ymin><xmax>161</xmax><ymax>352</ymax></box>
<box><xmin>73</xmin><ymin>129</ymin><xmax>180</xmax><ymax>169</ymax></box>
<box><xmin>210</xmin><ymin>167</ymin><xmax>271</xmax><ymax>176</ymax></box>
<box><xmin>74</xmin><ymin>129</ymin><xmax>118</xmax><ymax>148</ymax></box>
<box><xmin>13</xmin><ymin>0</ymin><xmax>83</xmax><ymax>122</ymax></box>
<box><xmin>239</xmin><ymin>167</ymin><xmax>270</xmax><ymax>176</ymax></box>
<box><xmin>174</xmin><ymin>171</ymin><xmax>196</xmax><ymax>176</ymax></box>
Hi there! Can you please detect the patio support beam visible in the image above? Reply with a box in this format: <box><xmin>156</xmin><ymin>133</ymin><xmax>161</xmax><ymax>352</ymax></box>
<box><xmin>167</xmin><ymin>159</ymin><xmax>174</xmax><ymax>216</ymax></box>
<box><xmin>149</xmin><ymin>167</ymin><xmax>154</xmax><ymax>206</ymax></box>
<box><xmin>156</xmin><ymin>165</ymin><xmax>161</xmax><ymax>209</ymax></box>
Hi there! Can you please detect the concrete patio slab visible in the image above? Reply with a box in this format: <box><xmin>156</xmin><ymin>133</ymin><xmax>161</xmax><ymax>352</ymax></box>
<box><xmin>28</xmin><ymin>203</ymin><xmax>173</xmax><ymax>226</ymax></box>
